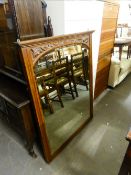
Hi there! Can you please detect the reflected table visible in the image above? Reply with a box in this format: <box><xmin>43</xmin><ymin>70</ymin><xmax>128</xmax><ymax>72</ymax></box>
<box><xmin>114</xmin><ymin>37</ymin><xmax>131</xmax><ymax>60</ymax></box>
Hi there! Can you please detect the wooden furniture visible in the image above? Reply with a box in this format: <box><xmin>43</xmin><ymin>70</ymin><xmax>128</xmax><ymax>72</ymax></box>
<box><xmin>18</xmin><ymin>31</ymin><xmax>94</xmax><ymax>162</ymax></box>
<box><xmin>94</xmin><ymin>1</ymin><xmax>119</xmax><ymax>98</ymax></box>
<box><xmin>37</xmin><ymin>76</ymin><xmax>54</xmax><ymax>114</ymax></box>
<box><xmin>0</xmin><ymin>73</ymin><xmax>36</xmax><ymax>157</ymax></box>
<box><xmin>70</xmin><ymin>52</ymin><xmax>83</xmax><ymax>97</ymax></box>
<box><xmin>0</xmin><ymin>0</ymin><xmax>48</xmax><ymax>77</ymax></box>
<box><xmin>0</xmin><ymin>3</ymin><xmax>8</xmax><ymax>31</ymax></box>
<box><xmin>46</xmin><ymin>57</ymin><xmax>75</xmax><ymax>107</ymax></box>
<box><xmin>114</xmin><ymin>38</ymin><xmax>131</xmax><ymax>60</ymax></box>
<box><xmin>36</xmin><ymin>56</ymin><xmax>75</xmax><ymax>110</ymax></box>
<box><xmin>0</xmin><ymin>0</ymin><xmax>50</xmax><ymax>156</ymax></box>
<box><xmin>116</xmin><ymin>23</ymin><xmax>128</xmax><ymax>38</ymax></box>
<box><xmin>70</xmin><ymin>51</ymin><xmax>88</xmax><ymax>97</ymax></box>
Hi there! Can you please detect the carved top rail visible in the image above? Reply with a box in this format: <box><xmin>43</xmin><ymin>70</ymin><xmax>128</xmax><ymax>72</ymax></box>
<box><xmin>18</xmin><ymin>30</ymin><xmax>94</xmax><ymax>65</ymax></box>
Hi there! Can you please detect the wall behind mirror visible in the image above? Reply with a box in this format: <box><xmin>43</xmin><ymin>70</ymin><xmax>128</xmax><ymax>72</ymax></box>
<box><xmin>118</xmin><ymin>1</ymin><xmax>131</xmax><ymax>25</ymax></box>
<box><xmin>46</xmin><ymin>0</ymin><xmax>104</xmax><ymax>95</ymax></box>
<box><xmin>117</xmin><ymin>1</ymin><xmax>131</xmax><ymax>38</ymax></box>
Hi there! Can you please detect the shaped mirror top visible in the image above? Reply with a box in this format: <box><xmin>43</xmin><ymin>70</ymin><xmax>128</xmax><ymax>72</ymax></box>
<box><xmin>34</xmin><ymin>44</ymin><xmax>90</xmax><ymax>153</ymax></box>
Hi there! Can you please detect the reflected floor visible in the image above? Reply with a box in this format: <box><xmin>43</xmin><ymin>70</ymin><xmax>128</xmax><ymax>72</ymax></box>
<box><xmin>44</xmin><ymin>85</ymin><xmax>90</xmax><ymax>154</ymax></box>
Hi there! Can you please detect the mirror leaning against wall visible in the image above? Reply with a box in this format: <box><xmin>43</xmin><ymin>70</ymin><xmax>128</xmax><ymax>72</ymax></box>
<box><xmin>19</xmin><ymin>31</ymin><xmax>94</xmax><ymax>162</ymax></box>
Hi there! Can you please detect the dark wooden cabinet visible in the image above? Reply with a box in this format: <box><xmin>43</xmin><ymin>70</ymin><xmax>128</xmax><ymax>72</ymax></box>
<box><xmin>0</xmin><ymin>97</ymin><xmax>7</xmax><ymax>114</ymax></box>
<box><xmin>0</xmin><ymin>0</ymin><xmax>47</xmax><ymax>75</ymax></box>
<box><xmin>0</xmin><ymin>74</ymin><xmax>35</xmax><ymax>156</ymax></box>
<box><xmin>0</xmin><ymin>0</ymin><xmax>49</xmax><ymax>157</ymax></box>
<box><xmin>9</xmin><ymin>0</ymin><xmax>46</xmax><ymax>40</ymax></box>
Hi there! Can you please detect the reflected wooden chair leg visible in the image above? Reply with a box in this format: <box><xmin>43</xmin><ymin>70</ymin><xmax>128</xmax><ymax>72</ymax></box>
<box><xmin>68</xmin><ymin>80</ymin><xmax>75</xmax><ymax>99</ymax></box>
<box><xmin>83</xmin><ymin>64</ymin><xmax>89</xmax><ymax>91</ymax></box>
<box><xmin>45</xmin><ymin>94</ymin><xmax>54</xmax><ymax>114</ymax></box>
<box><xmin>83</xmin><ymin>75</ymin><xmax>88</xmax><ymax>91</ymax></box>
<box><xmin>85</xmin><ymin>81</ymin><xmax>88</xmax><ymax>91</ymax></box>
<box><xmin>72</xmin><ymin>78</ymin><xmax>78</xmax><ymax>97</ymax></box>
<box><xmin>37</xmin><ymin>83</ymin><xmax>54</xmax><ymax>114</ymax></box>
<box><xmin>48</xmin><ymin>102</ymin><xmax>54</xmax><ymax>114</ymax></box>
<box><xmin>127</xmin><ymin>45</ymin><xmax>131</xmax><ymax>59</ymax></box>
<box><xmin>127</xmin><ymin>47</ymin><xmax>130</xmax><ymax>59</ymax></box>
<box><xmin>56</xmin><ymin>86</ymin><xmax>64</xmax><ymax>108</ymax></box>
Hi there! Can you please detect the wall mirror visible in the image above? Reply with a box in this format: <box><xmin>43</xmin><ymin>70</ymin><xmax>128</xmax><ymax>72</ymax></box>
<box><xmin>19</xmin><ymin>31</ymin><xmax>94</xmax><ymax>162</ymax></box>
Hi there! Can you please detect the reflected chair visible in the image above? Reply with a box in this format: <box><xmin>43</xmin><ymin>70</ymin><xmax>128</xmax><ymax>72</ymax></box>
<box><xmin>70</xmin><ymin>51</ymin><xmax>89</xmax><ymax>97</ymax></box>
<box><xmin>115</xmin><ymin>24</ymin><xmax>131</xmax><ymax>59</ymax></box>
<box><xmin>36</xmin><ymin>67</ymin><xmax>64</xmax><ymax>112</ymax></box>
<box><xmin>46</xmin><ymin>57</ymin><xmax>75</xmax><ymax>108</ymax></box>
<box><xmin>37</xmin><ymin>76</ymin><xmax>54</xmax><ymax>114</ymax></box>
<box><xmin>58</xmin><ymin>45</ymin><xmax>82</xmax><ymax>58</ymax></box>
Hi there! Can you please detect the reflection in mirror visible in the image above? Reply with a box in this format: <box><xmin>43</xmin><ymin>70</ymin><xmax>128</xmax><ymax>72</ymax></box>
<box><xmin>34</xmin><ymin>44</ymin><xmax>90</xmax><ymax>154</ymax></box>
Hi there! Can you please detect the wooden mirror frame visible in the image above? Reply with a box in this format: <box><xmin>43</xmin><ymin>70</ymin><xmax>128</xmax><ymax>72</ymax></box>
<box><xmin>18</xmin><ymin>31</ymin><xmax>94</xmax><ymax>162</ymax></box>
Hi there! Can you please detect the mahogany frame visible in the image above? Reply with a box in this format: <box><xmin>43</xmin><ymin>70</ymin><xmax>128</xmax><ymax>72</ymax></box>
<box><xmin>18</xmin><ymin>31</ymin><xmax>94</xmax><ymax>162</ymax></box>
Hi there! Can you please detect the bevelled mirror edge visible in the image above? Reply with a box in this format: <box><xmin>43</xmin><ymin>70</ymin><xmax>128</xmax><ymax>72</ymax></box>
<box><xmin>18</xmin><ymin>31</ymin><xmax>94</xmax><ymax>162</ymax></box>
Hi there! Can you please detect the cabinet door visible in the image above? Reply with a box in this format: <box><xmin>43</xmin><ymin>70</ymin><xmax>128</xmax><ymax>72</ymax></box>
<box><xmin>6</xmin><ymin>102</ymin><xmax>24</xmax><ymax>133</ymax></box>
<box><xmin>0</xmin><ymin>4</ymin><xmax>7</xmax><ymax>31</ymax></box>
<box><xmin>13</xmin><ymin>0</ymin><xmax>45</xmax><ymax>40</ymax></box>
<box><xmin>0</xmin><ymin>97</ymin><xmax>8</xmax><ymax>114</ymax></box>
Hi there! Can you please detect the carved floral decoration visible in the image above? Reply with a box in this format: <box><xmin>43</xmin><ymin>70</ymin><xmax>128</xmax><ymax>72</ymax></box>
<box><xmin>30</xmin><ymin>34</ymin><xmax>90</xmax><ymax>64</ymax></box>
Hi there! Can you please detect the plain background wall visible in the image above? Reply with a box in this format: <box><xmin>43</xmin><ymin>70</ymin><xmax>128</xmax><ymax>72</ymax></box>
<box><xmin>118</xmin><ymin>1</ymin><xmax>131</xmax><ymax>25</ymax></box>
<box><xmin>117</xmin><ymin>1</ymin><xmax>131</xmax><ymax>37</ymax></box>
<box><xmin>46</xmin><ymin>0</ymin><xmax>104</xmax><ymax>94</ymax></box>
<box><xmin>64</xmin><ymin>1</ymin><xmax>104</xmax><ymax>93</ymax></box>
<box><xmin>46</xmin><ymin>0</ymin><xmax>65</xmax><ymax>35</ymax></box>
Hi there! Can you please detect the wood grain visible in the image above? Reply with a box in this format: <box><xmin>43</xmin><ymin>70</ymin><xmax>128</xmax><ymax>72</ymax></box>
<box><xmin>103</xmin><ymin>3</ymin><xmax>119</xmax><ymax>18</ymax></box>
<box><xmin>94</xmin><ymin>2</ymin><xmax>119</xmax><ymax>98</ymax></box>
<box><xmin>0</xmin><ymin>4</ymin><xmax>7</xmax><ymax>30</ymax></box>
<box><xmin>99</xmin><ymin>39</ymin><xmax>114</xmax><ymax>55</ymax></box>
<box><xmin>13</xmin><ymin>0</ymin><xmax>45</xmax><ymax>40</ymax></box>
<box><xmin>97</xmin><ymin>54</ymin><xmax>111</xmax><ymax>72</ymax></box>
<box><xmin>102</xmin><ymin>18</ymin><xmax>117</xmax><ymax>30</ymax></box>
<box><xmin>100</xmin><ymin>30</ymin><xmax>116</xmax><ymax>42</ymax></box>
<box><xmin>94</xmin><ymin>65</ymin><xmax>110</xmax><ymax>99</ymax></box>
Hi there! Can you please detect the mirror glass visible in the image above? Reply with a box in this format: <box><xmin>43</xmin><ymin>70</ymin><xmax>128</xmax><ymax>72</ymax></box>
<box><xmin>34</xmin><ymin>44</ymin><xmax>90</xmax><ymax>154</ymax></box>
